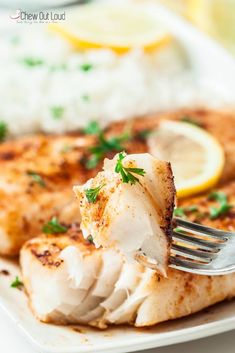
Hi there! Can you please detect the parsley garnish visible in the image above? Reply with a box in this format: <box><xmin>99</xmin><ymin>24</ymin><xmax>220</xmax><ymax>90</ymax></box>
<box><xmin>82</xmin><ymin>94</ymin><xmax>90</xmax><ymax>101</ymax></box>
<box><xmin>87</xmin><ymin>235</ymin><xmax>94</xmax><ymax>244</ymax></box>
<box><xmin>83</xmin><ymin>121</ymin><xmax>101</xmax><ymax>135</ymax></box>
<box><xmin>11</xmin><ymin>276</ymin><xmax>23</xmax><ymax>289</ymax></box>
<box><xmin>115</xmin><ymin>152</ymin><xmax>145</xmax><ymax>184</ymax></box>
<box><xmin>50</xmin><ymin>106</ymin><xmax>64</xmax><ymax>120</ymax></box>
<box><xmin>80</xmin><ymin>63</ymin><xmax>93</xmax><ymax>72</ymax></box>
<box><xmin>86</xmin><ymin>130</ymin><xmax>130</xmax><ymax>169</ymax></box>
<box><xmin>22</xmin><ymin>57</ymin><xmax>44</xmax><ymax>67</ymax></box>
<box><xmin>0</xmin><ymin>121</ymin><xmax>8</xmax><ymax>142</ymax></box>
<box><xmin>173</xmin><ymin>207</ymin><xmax>186</xmax><ymax>217</ymax></box>
<box><xmin>27</xmin><ymin>171</ymin><xmax>46</xmax><ymax>187</ymax></box>
<box><xmin>85</xmin><ymin>183</ymin><xmax>105</xmax><ymax>203</ymax></box>
<box><xmin>208</xmin><ymin>191</ymin><xmax>233</xmax><ymax>219</ymax></box>
<box><xmin>181</xmin><ymin>116</ymin><xmax>201</xmax><ymax>127</ymax></box>
<box><xmin>173</xmin><ymin>205</ymin><xmax>198</xmax><ymax>217</ymax></box>
<box><xmin>11</xmin><ymin>36</ymin><xmax>20</xmax><ymax>45</ymax></box>
<box><xmin>42</xmin><ymin>217</ymin><xmax>68</xmax><ymax>234</ymax></box>
<box><xmin>136</xmin><ymin>129</ymin><xmax>151</xmax><ymax>140</ymax></box>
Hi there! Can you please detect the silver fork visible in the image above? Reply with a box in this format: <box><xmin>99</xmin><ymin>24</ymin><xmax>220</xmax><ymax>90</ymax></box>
<box><xmin>169</xmin><ymin>217</ymin><xmax>235</xmax><ymax>276</ymax></box>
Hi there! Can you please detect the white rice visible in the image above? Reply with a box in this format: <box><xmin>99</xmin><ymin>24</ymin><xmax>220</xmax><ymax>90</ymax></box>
<box><xmin>0</xmin><ymin>24</ymin><xmax>233</xmax><ymax>135</ymax></box>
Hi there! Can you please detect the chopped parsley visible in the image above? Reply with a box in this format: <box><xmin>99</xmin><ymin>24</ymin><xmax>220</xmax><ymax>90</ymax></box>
<box><xmin>85</xmin><ymin>129</ymin><xmax>130</xmax><ymax>169</ymax></box>
<box><xmin>42</xmin><ymin>217</ymin><xmax>68</xmax><ymax>234</ymax></box>
<box><xmin>80</xmin><ymin>63</ymin><xmax>93</xmax><ymax>72</ymax></box>
<box><xmin>11</xmin><ymin>36</ymin><xmax>20</xmax><ymax>45</ymax></box>
<box><xmin>0</xmin><ymin>121</ymin><xmax>8</xmax><ymax>142</ymax></box>
<box><xmin>50</xmin><ymin>106</ymin><xmax>64</xmax><ymax>120</ymax></box>
<box><xmin>83</xmin><ymin>121</ymin><xmax>101</xmax><ymax>135</ymax></box>
<box><xmin>22</xmin><ymin>57</ymin><xmax>44</xmax><ymax>67</ymax></box>
<box><xmin>87</xmin><ymin>235</ymin><xmax>94</xmax><ymax>244</ymax></box>
<box><xmin>11</xmin><ymin>276</ymin><xmax>23</xmax><ymax>289</ymax></box>
<box><xmin>115</xmin><ymin>152</ymin><xmax>145</xmax><ymax>185</ymax></box>
<box><xmin>181</xmin><ymin>115</ymin><xmax>201</xmax><ymax>127</ymax></box>
<box><xmin>173</xmin><ymin>207</ymin><xmax>186</xmax><ymax>217</ymax></box>
<box><xmin>27</xmin><ymin>171</ymin><xmax>46</xmax><ymax>187</ymax></box>
<box><xmin>208</xmin><ymin>191</ymin><xmax>233</xmax><ymax>219</ymax></box>
<box><xmin>82</xmin><ymin>94</ymin><xmax>90</xmax><ymax>101</ymax></box>
<box><xmin>136</xmin><ymin>129</ymin><xmax>152</xmax><ymax>140</ymax></box>
<box><xmin>173</xmin><ymin>205</ymin><xmax>198</xmax><ymax>217</ymax></box>
<box><xmin>85</xmin><ymin>183</ymin><xmax>105</xmax><ymax>203</ymax></box>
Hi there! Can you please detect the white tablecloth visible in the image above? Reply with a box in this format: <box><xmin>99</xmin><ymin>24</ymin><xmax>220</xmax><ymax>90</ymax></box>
<box><xmin>0</xmin><ymin>305</ymin><xmax>235</xmax><ymax>353</ymax></box>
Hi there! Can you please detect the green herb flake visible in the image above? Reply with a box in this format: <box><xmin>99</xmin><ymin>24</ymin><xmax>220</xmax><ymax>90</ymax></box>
<box><xmin>27</xmin><ymin>171</ymin><xmax>46</xmax><ymax>187</ymax></box>
<box><xmin>87</xmin><ymin>235</ymin><xmax>94</xmax><ymax>244</ymax></box>
<box><xmin>11</xmin><ymin>276</ymin><xmax>23</xmax><ymax>289</ymax></box>
<box><xmin>11</xmin><ymin>36</ymin><xmax>20</xmax><ymax>45</ymax></box>
<box><xmin>0</xmin><ymin>121</ymin><xmax>8</xmax><ymax>142</ymax></box>
<box><xmin>173</xmin><ymin>207</ymin><xmax>186</xmax><ymax>217</ymax></box>
<box><xmin>115</xmin><ymin>152</ymin><xmax>145</xmax><ymax>185</ymax></box>
<box><xmin>50</xmin><ymin>106</ymin><xmax>65</xmax><ymax>120</ymax></box>
<box><xmin>208</xmin><ymin>191</ymin><xmax>233</xmax><ymax>219</ymax></box>
<box><xmin>22</xmin><ymin>57</ymin><xmax>44</xmax><ymax>67</ymax></box>
<box><xmin>181</xmin><ymin>115</ymin><xmax>201</xmax><ymax>127</ymax></box>
<box><xmin>136</xmin><ymin>129</ymin><xmax>151</xmax><ymax>140</ymax></box>
<box><xmin>173</xmin><ymin>205</ymin><xmax>198</xmax><ymax>218</ymax></box>
<box><xmin>85</xmin><ymin>183</ymin><xmax>105</xmax><ymax>203</ymax></box>
<box><xmin>82</xmin><ymin>94</ymin><xmax>90</xmax><ymax>102</ymax></box>
<box><xmin>187</xmin><ymin>205</ymin><xmax>198</xmax><ymax>212</ymax></box>
<box><xmin>85</xmin><ymin>131</ymin><xmax>130</xmax><ymax>169</ymax></box>
<box><xmin>83</xmin><ymin>121</ymin><xmax>101</xmax><ymax>135</ymax></box>
<box><xmin>42</xmin><ymin>217</ymin><xmax>68</xmax><ymax>234</ymax></box>
<box><xmin>80</xmin><ymin>63</ymin><xmax>93</xmax><ymax>72</ymax></box>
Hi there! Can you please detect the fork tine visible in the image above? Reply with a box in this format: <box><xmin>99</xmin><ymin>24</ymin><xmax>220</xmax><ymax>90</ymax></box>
<box><xmin>169</xmin><ymin>256</ymin><xmax>211</xmax><ymax>271</ymax></box>
<box><xmin>172</xmin><ymin>230</ymin><xmax>227</xmax><ymax>251</ymax></box>
<box><xmin>171</xmin><ymin>244</ymin><xmax>216</xmax><ymax>262</ymax></box>
<box><xmin>174</xmin><ymin>217</ymin><xmax>232</xmax><ymax>240</ymax></box>
<box><xmin>169</xmin><ymin>256</ymin><xmax>235</xmax><ymax>276</ymax></box>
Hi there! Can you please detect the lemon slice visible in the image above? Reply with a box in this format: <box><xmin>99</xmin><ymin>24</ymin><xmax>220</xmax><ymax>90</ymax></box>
<box><xmin>148</xmin><ymin>120</ymin><xmax>225</xmax><ymax>198</ymax></box>
<box><xmin>49</xmin><ymin>4</ymin><xmax>171</xmax><ymax>53</ymax></box>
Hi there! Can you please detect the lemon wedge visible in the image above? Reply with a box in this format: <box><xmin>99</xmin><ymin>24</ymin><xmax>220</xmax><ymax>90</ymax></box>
<box><xmin>49</xmin><ymin>4</ymin><xmax>171</xmax><ymax>53</ymax></box>
<box><xmin>148</xmin><ymin>120</ymin><xmax>225</xmax><ymax>198</ymax></box>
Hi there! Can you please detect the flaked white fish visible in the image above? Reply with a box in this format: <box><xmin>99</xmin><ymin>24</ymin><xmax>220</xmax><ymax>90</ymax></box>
<box><xmin>74</xmin><ymin>153</ymin><xmax>175</xmax><ymax>275</ymax></box>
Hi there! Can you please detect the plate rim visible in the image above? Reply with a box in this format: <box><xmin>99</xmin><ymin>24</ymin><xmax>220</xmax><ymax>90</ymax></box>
<box><xmin>1</xmin><ymin>296</ymin><xmax>235</xmax><ymax>353</ymax></box>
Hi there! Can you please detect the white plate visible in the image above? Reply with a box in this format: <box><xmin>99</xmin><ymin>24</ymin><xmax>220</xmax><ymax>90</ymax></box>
<box><xmin>1</xmin><ymin>257</ymin><xmax>235</xmax><ymax>353</ymax></box>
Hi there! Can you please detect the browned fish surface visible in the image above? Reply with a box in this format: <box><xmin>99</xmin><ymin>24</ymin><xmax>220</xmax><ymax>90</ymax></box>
<box><xmin>1</xmin><ymin>109</ymin><xmax>235</xmax><ymax>256</ymax></box>
<box><xmin>0</xmin><ymin>133</ymin><xmax>99</xmax><ymax>256</ymax></box>
<box><xmin>21</xmin><ymin>179</ymin><xmax>235</xmax><ymax>328</ymax></box>
<box><xmin>178</xmin><ymin>180</ymin><xmax>235</xmax><ymax>231</ymax></box>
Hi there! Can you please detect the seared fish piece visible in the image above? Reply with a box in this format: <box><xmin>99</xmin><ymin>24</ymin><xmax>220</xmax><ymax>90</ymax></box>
<box><xmin>3</xmin><ymin>108</ymin><xmax>235</xmax><ymax>256</ymax></box>
<box><xmin>21</xmin><ymin>219</ymin><xmax>235</xmax><ymax>328</ymax></box>
<box><xmin>74</xmin><ymin>153</ymin><xmax>175</xmax><ymax>275</ymax></box>
<box><xmin>0</xmin><ymin>133</ymin><xmax>97</xmax><ymax>256</ymax></box>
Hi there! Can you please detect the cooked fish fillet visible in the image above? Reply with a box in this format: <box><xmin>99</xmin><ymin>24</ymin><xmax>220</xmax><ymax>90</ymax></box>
<box><xmin>74</xmin><ymin>153</ymin><xmax>175</xmax><ymax>275</ymax></box>
<box><xmin>0</xmin><ymin>133</ymin><xmax>98</xmax><ymax>256</ymax></box>
<box><xmin>21</xmin><ymin>180</ymin><xmax>235</xmax><ymax>328</ymax></box>
<box><xmin>2</xmin><ymin>108</ymin><xmax>235</xmax><ymax>256</ymax></box>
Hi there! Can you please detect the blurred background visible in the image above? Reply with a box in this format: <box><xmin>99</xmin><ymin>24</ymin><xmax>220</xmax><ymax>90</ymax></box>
<box><xmin>160</xmin><ymin>0</ymin><xmax>235</xmax><ymax>56</ymax></box>
<box><xmin>0</xmin><ymin>0</ymin><xmax>235</xmax><ymax>137</ymax></box>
